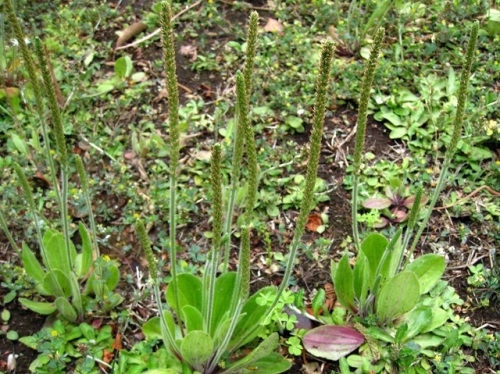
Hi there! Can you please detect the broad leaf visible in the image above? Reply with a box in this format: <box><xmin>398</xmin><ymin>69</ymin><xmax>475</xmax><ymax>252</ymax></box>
<box><xmin>68</xmin><ymin>271</ymin><xmax>83</xmax><ymax>318</ymax></box>
<box><xmin>412</xmin><ymin>333</ymin><xmax>444</xmax><ymax>349</ymax></box>
<box><xmin>230</xmin><ymin>286</ymin><xmax>277</xmax><ymax>350</ymax></box>
<box><xmin>303</xmin><ymin>325</ymin><xmax>365</xmax><ymax>361</ymax></box>
<box><xmin>182</xmin><ymin>305</ymin><xmax>204</xmax><ymax>333</ymax></box>
<box><xmin>366</xmin><ymin>326</ymin><xmax>394</xmax><ymax>344</ymax></box>
<box><xmin>399</xmin><ymin>306</ymin><xmax>433</xmax><ymax>342</ymax></box>
<box><xmin>223</xmin><ymin>333</ymin><xmax>280</xmax><ymax>374</ymax></box>
<box><xmin>19</xmin><ymin>298</ymin><xmax>56</xmax><ymax>315</ymax></box>
<box><xmin>115</xmin><ymin>56</ymin><xmax>133</xmax><ymax>79</ymax></box>
<box><xmin>390</xmin><ymin>127</ymin><xmax>408</xmax><ymax>139</ymax></box>
<box><xmin>181</xmin><ymin>330</ymin><xmax>214</xmax><ymax>370</ymax></box>
<box><xmin>352</xmin><ymin>254</ymin><xmax>369</xmax><ymax>306</ymax></box>
<box><xmin>376</xmin><ymin>271</ymin><xmax>420</xmax><ymax>323</ymax></box>
<box><xmin>211</xmin><ymin>272</ymin><xmax>237</xmax><ymax>332</ymax></box>
<box><xmin>104</xmin><ymin>262</ymin><xmax>121</xmax><ymax>291</ymax></box>
<box><xmin>362</xmin><ymin>198</ymin><xmax>392</xmax><ymax>209</ymax></box>
<box><xmin>42</xmin><ymin>270</ymin><xmax>72</xmax><ymax>298</ymax></box>
<box><xmin>55</xmin><ymin>297</ymin><xmax>78</xmax><ymax>321</ymax></box>
<box><xmin>420</xmin><ymin>307</ymin><xmax>449</xmax><ymax>333</ymax></box>
<box><xmin>405</xmin><ymin>254</ymin><xmax>445</xmax><ymax>294</ymax></box>
<box><xmin>236</xmin><ymin>353</ymin><xmax>291</xmax><ymax>374</ymax></box>
<box><xmin>334</xmin><ymin>254</ymin><xmax>355</xmax><ymax>313</ymax></box>
<box><xmin>43</xmin><ymin>229</ymin><xmax>76</xmax><ymax>273</ymax></box>
<box><xmin>361</xmin><ymin>233</ymin><xmax>390</xmax><ymax>287</ymax></box>
<box><xmin>77</xmin><ymin>222</ymin><xmax>94</xmax><ymax>278</ymax></box>
<box><xmin>167</xmin><ymin>273</ymin><xmax>202</xmax><ymax>314</ymax></box>
<box><xmin>21</xmin><ymin>242</ymin><xmax>45</xmax><ymax>284</ymax></box>
<box><xmin>142</xmin><ymin>311</ymin><xmax>176</xmax><ymax>341</ymax></box>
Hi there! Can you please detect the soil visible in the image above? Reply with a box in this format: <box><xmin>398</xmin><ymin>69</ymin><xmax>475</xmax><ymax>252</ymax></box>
<box><xmin>1</xmin><ymin>0</ymin><xmax>498</xmax><ymax>373</ymax></box>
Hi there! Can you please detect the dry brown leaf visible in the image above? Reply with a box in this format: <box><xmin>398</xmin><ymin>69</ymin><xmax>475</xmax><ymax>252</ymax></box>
<box><xmin>180</xmin><ymin>44</ymin><xmax>198</xmax><ymax>62</ymax></box>
<box><xmin>263</xmin><ymin>18</ymin><xmax>284</xmax><ymax>34</ymax></box>
<box><xmin>302</xmin><ymin>361</ymin><xmax>322</xmax><ymax>374</ymax></box>
<box><xmin>305</xmin><ymin>213</ymin><xmax>322</xmax><ymax>232</ymax></box>
<box><xmin>102</xmin><ymin>349</ymin><xmax>114</xmax><ymax>364</ymax></box>
<box><xmin>123</xmin><ymin>150</ymin><xmax>136</xmax><ymax>160</ymax></box>
<box><xmin>33</xmin><ymin>170</ymin><xmax>51</xmax><ymax>189</ymax></box>
<box><xmin>112</xmin><ymin>332</ymin><xmax>123</xmax><ymax>351</ymax></box>
<box><xmin>116</xmin><ymin>22</ymin><xmax>148</xmax><ymax>49</ymax></box>
<box><xmin>193</xmin><ymin>150</ymin><xmax>212</xmax><ymax>161</ymax></box>
<box><xmin>324</xmin><ymin>282</ymin><xmax>336</xmax><ymax>311</ymax></box>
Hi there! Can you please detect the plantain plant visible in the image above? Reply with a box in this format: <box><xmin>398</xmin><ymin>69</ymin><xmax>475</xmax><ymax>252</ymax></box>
<box><xmin>303</xmin><ymin>22</ymin><xmax>480</xmax><ymax>366</ymax></box>
<box><xmin>1</xmin><ymin>0</ymin><xmax>123</xmax><ymax>322</ymax></box>
<box><xmin>135</xmin><ymin>3</ymin><xmax>334</xmax><ymax>373</ymax></box>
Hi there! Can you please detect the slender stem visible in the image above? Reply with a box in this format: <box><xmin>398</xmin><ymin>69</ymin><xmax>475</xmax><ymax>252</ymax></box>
<box><xmin>161</xmin><ymin>2</ymin><xmax>182</xmax><ymax>330</ymax></box>
<box><xmin>75</xmin><ymin>155</ymin><xmax>99</xmax><ymax>257</ymax></box>
<box><xmin>270</xmin><ymin>41</ymin><xmax>334</xmax><ymax>316</ymax></box>
<box><xmin>4</xmin><ymin>0</ymin><xmax>62</xmax><ymax>224</ymax></box>
<box><xmin>399</xmin><ymin>185</ymin><xmax>423</xmax><ymax>266</ymax></box>
<box><xmin>154</xmin><ymin>285</ymin><xmax>181</xmax><ymax>356</ymax></box>
<box><xmin>352</xmin><ymin>28</ymin><xmax>385</xmax><ymax>252</ymax></box>
<box><xmin>0</xmin><ymin>211</ymin><xmax>21</xmax><ymax>256</ymax></box>
<box><xmin>223</xmin><ymin>73</ymin><xmax>247</xmax><ymax>270</ymax></box>
<box><xmin>14</xmin><ymin>164</ymin><xmax>47</xmax><ymax>264</ymax></box>
<box><xmin>408</xmin><ymin>22</ymin><xmax>478</xmax><ymax>261</ymax></box>
<box><xmin>223</xmin><ymin>13</ymin><xmax>259</xmax><ymax>269</ymax></box>
<box><xmin>207</xmin><ymin>144</ymin><xmax>223</xmax><ymax>334</ymax></box>
<box><xmin>137</xmin><ymin>218</ymin><xmax>180</xmax><ymax>356</ymax></box>
<box><xmin>34</xmin><ymin>38</ymin><xmax>72</xmax><ymax>268</ymax></box>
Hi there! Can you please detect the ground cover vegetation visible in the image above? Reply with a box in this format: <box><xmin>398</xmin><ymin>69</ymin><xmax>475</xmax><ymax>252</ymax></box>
<box><xmin>0</xmin><ymin>0</ymin><xmax>499</xmax><ymax>373</ymax></box>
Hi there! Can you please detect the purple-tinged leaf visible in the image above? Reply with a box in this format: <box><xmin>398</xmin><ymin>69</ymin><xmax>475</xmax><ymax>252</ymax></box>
<box><xmin>362</xmin><ymin>198</ymin><xmax>392</xmax><ymax>209</ymax></box>
<box><xmin>392</xmin><ymin>208</ymin><xmax>408</xmax><ymax>222</ymax></box>
<box><xmin>385</xmin><ymin>186</ymin><xmax>395</xmax><ymax>200</ymax></box>
<box><xmin>372</xmin><ymin>217</ymin><xmax>389</xmax><ymax>228</ymax></box>
<box><xmin>403</xmin><ymin>195</ymin><xmax>428</xmax><ymax>208</ymax></box>
<box><xmin>303</xmin><ymin>325</ymin><xmax>365</xmax><ymax>361</ymax></box>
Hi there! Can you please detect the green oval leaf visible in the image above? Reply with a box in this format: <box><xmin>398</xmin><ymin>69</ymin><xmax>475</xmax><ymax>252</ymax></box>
<box><xmin>19</xmin><ymin>298</ymin><xmax>57</xmax><ymax>315</ymax></box>
<box><xmin>405</xmin><ymin>254</ymin><xmax>445</xmax><ymax>294</ymax></box>
<box><xmin>376</xmin><ymin>271</ymin><xmax>420</xmax><ymax>323</ymax></box>
<box><xmin>334</xmin><ymin>253</ymin><xmax>355</xmax><ymax>313</ymax></box>
<box><xmin>115</xmin><ymin>56</ymin><xmax>133</xmax><ymax>79</ymax></box>
<box><xmin>55</xmin><ymin>297</ymin><xmax>78</xmax><ymax>321</ymax></box>
<box><xmin>181</xmin><ymin>330</ymin><xmax>214</xmax><ymax>370</ymax></box>
<box><xmin>166</xmin><ymin>273</ymin><xmax>202</xmax><ymax>314</ymax></box>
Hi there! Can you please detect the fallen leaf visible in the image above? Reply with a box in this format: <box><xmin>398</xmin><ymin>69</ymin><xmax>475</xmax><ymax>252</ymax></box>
<box><xmin>123</xmin><ymin>150</ymin><xmax>136</xmax><ymax>160</ymax></box>
<box><xmin>180</xmin><ymin>44</ymin><xmax>198</xmax><ymax>62</ymax></box>
<box><xmin>324</xmin><ymin>282</ymin><xmax>336</xmax><ymax>311</ymax></box>
<box><xmin>302</xmin><ymin>361</ymin><xmax>322</xmax><ymax>374</ymax></box>
<box><xmin>116</xmin><ymin>22</ymin><xmax>148</xmax><ymax>49</ymax></box>
<box><xmin>112</xmin><ymin>332</ymin><xmax>123</xmax><ymax>351</ymax></box>
<box><xmin>200</xmin><ymin>83</ymin><xmax>213</xmax><ymax>99</ymax></box>
<box><xmin>305</xmin><ymin>213</ymin><xmax>322</xmax><ymax>232</ymax></box>
<box><xmin>102</xmin><ymin>349</ymin><xmax>114</xmax><ymax>364</ymax></box>
<box><xmin>33</xmin><ymin>170</ymin><xmax>51</xmax><ymax>189</ymax></box>
<box><xmin>263</xmin><ymin>18</ymin><xmax>284</xmax><ymax>34</ymax></box>
<box><xmin>92</xmin><ymin>319</ymin><xmax>103</xmax><ymax>329</ymax></box>
<box><xmin>7</xmin><ymin>353</ymin><xmax>16</xmax><ymax>371</ymax></box>
<box><xmin>193</xmin><ymin>150</ymin><xmax>212</xmax><ymax>161</ymax></box>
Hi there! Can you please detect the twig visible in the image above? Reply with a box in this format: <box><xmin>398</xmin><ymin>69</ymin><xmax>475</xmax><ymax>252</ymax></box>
<box><xmin>433</xmin><ymin>185</ymin><xmax>500</xmax><ymax>211</ymax></box>
<box><xmin>446</xmin><ymin>254</ymin><xmax>488</xmax><ymax>270</ymax></box>
<box><xmin>116</xmin><ymin>0</ymin><xmax>203</xmax><ymax>50</ymax></box>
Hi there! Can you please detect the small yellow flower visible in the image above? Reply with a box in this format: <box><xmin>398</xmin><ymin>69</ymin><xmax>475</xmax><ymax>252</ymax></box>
<box><xmin>103</xmin><ymin>255</ymin><xmax>111</xmax><ymax>262</ymax></box>
<box><xmin>133</xmin><ymin>213</ymin><xmax>140</xmax><ymax>219</ymax></box>
<box><xmin>434</xmin><ymin>354</ymin><xmax>441</xmax><ymax>363</ymax></box>
<box><xmin>51</xmin><ymin>330</ymin><xmax>58</xmax><ymax>337</ymax></box>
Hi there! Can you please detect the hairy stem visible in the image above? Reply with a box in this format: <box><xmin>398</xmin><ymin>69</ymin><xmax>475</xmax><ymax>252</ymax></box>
<box><xmin>352</xmin><ymin>28</ymin><xmax>384</xmax><ymax>252</ymax></box>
